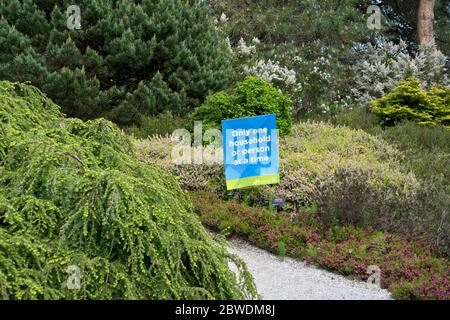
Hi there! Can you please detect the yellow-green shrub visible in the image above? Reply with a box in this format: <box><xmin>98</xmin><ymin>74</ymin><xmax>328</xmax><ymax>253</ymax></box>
<box><xmin>371</xmin><ymin>77</ymin><xmax>450</xmax><ymax>129</ymax></box>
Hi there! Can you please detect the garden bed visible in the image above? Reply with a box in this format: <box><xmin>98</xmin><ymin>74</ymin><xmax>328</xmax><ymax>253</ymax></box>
<box><xmin>190</xmin><ymin>191</ymin><xmax>450</xmax><ymax>300</ymax></box>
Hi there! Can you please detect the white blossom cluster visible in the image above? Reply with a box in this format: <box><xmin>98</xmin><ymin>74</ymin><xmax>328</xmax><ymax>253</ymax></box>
<box><xmin>225</xmin><ymin>37</ymin><xmax>232</xmax><ymax>51</ymax></box>
<box><xmin>236</xmin><ymin>38</ymin><xmax>257</xmax><ymax>57</ymax></box>
<box><xmin>352</xmin><ymin>40</ymin><xmax>450</xmax><ymax>107</ymax></box>
<box><xmin>319</xmin><ymin>99</ymin><xmax>351</xmax><ymax>115</ymax></box>
<box><xmin>219</xmin><ymin>12</ymin><xmax>229</xmax><ymax>23</ymax></box>
<box><xmin>243</xmin><ymin>59</ymin><xmax>301</xmax><ymax>92</ymax></box>
<box><xmin>309</xmin><ymin>58</ymin><xmax>332</xmax><ymax>82</ymax></box>
<box><xmin>292</xmin><ymin>54</ymin><xmax>346</xmax><ymax>114</ymax></box>
<box><xmin>226</xmin><ymin>35</ymin><xmax>303</xmax><ymax>107</ymax></box>
<box><xmin>292</xmin><ymin>55</ymin><xmax>333</xmax><ymax>85</ymax></box>
<box><xmin>214</xmin><ymin>12</ymin><xmax>229</xmax><ymax>28</ymax></box>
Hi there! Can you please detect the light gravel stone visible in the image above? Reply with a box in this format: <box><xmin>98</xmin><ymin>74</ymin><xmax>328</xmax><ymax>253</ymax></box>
<box><xmin>227</xmin><ymin>238</ymin><xmax>393</xmax><ymax>300</ymax></box>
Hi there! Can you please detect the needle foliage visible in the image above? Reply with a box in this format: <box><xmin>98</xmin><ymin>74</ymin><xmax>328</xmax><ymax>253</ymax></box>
<box><xmin>0</xmin><ymin>81</ymin><xmax>256</xmax><ymax>300</ymax></box>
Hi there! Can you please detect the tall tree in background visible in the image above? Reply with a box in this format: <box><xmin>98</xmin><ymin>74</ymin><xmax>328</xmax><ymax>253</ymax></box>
<box><xmin>417</xmin><ymin>0</ymin><xmax>436</xmax><ymax>45</ymax></box>
<box><xmin>209</xmin><ymin>0</ymin><xmax>373</xmax><ymax>47</ymax></box>
<box><xmin>376</xmin><ymin>0</ymin><xmax>448</xmax><ymax>55</ymax></box>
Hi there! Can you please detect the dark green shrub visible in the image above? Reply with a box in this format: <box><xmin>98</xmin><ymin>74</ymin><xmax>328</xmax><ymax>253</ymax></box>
<box><xmin>369</xmin><ymin>121</ymin><xmax>450</xmax><ymax>193</ymax></box>
<box><xmin>192</xmin><ymin>76</ymin><xmax>293</xmax><ymax>135</ymax></box>
<box><xmin>332</xmin><ymin>107</ymin><xmax>379</xmax><ymax>130</ymax></box>
<box><xmin>0</xmin><ymin>81</ymin><xmax>256</xmax><ymax>299</ymax></box>
<box><xmin>0</xmin><ymin>0</ymin><xmax>234</xmax><ymax>124</ymax></box>
<box><xmin>371</xmin><ymin>77</ymin><xmax>450</xmax><ymax>129</ymax></box>
<box><xmin>314</xmin><ymin>166</ymin><xmax>413</xmax><ymax>230</ymax></box>
<box><xmin>124</xmin><ymin>111</ymin><xmax>190</xmax><ymax>139</ymax></box>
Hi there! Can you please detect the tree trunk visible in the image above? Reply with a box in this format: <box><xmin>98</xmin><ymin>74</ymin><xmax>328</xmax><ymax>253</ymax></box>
<box><xmin>417</xmin><ymin>0</ymin><xmax>435</xmax><ymax>45</ymax></box>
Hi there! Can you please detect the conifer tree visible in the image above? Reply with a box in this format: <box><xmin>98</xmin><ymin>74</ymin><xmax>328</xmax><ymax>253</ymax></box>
<box><xmin>0</xmin><ymin>0</ymin><xmax>234</xmax><ymax>124</ymax></box>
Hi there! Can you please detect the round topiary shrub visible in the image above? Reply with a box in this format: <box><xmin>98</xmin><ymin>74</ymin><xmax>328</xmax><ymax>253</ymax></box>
<box><xmin>192</xmin><ymin>76</ymin><xmax>293</xmax><ymax>135</ymax></box>
<box><xmin>0</xmin><ymin>81</ymin><xmax>256</xmax><ymax>300</ymax></box>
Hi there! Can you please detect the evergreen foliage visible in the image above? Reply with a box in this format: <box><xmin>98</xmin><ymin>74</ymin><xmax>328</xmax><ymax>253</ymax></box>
<box><xmin>371</xmin><ymin>77</ymin><xmax>450</xmax><ymax>128</ymax></box>
<box><xmin>0</xmin><ymin>81</ymin><xmax>257</xmax><ymax>299</ymax></box>
<box><xmin>209</xmin><ymin>0</ymin><xmax>374</xmax><ymax>48</ymax></box>
<box><xmin>192</xmin><ymin>76</ymin><xmax>293</xmax><ymax>135</ymax></box>
<box><xmin>0</xmin><ymin>0</ymin><xmax>234</xmax><ymax>124</ymax></box>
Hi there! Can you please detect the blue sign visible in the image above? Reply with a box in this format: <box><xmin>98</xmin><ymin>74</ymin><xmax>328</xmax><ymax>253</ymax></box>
<box><xmin>222</xmin><ymin>114</ymin><xmax>280</xmax><ymax>190</ymax></box>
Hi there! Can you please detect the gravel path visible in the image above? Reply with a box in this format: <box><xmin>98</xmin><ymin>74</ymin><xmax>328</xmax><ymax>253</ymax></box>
<box><xmin>227</xmin><ymin>238</ymin><xmax>393</xmax><ymax>300</ymax></box>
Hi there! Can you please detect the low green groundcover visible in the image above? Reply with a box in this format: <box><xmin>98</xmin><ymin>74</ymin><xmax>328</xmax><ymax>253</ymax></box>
<box><xmin>0</xmin><ymin>81</ymin><xmax>256</xmax><ymax>299</ymax></box>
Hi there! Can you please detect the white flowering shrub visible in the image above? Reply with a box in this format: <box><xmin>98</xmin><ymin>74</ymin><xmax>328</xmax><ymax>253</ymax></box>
<box><xmin>236</xmin><ymin>37</ymin><xmax>256</xmax><ymax>57</ymax></box>
<box><xmin>237</xmin><ymin>40</ymin><xmax>353</xmax><ymax>116</ymax></box>
<box><xmin>244</xmin><ymin>59</ymin><xmax>297</xmax><ymax>86</ymax></box>
<box><xmin>224</xmin><ymin>37</ymin><xmax>304</xmax><ymax>111</ymax></box>
<box><xmin>219</xmin><ymin>12</ymin><xmax>229</xmax><ymax>23</ymax></box>
<box><xmin>352</xmin><ymin>41</ymin><xmax>450</xmax><ymax>107</ymax></box>
<box><xmin>243</xmin><ymin>59</ymin><xmax>302</xmax><ymax>106</ymax></box>
<box><xmin>291</xmin><ymin>52</ymin><xmax>352</xmax><ymax>116</ymax></box>
<box><xmin>215</xmin><ymin>17</ymin><xmax>351</xmax><ymax>117</ymax></box>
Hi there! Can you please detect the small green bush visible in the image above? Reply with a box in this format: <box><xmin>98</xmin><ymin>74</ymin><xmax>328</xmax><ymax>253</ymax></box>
<box><xmin>370</xmin><ymin>77</ymin><xmax>450</xmax><ymax>129</ymax></box>
<box><xmin>192</xmin><ymin>76</ymin><xmax>293</xmax><ymax>135</ymax></box>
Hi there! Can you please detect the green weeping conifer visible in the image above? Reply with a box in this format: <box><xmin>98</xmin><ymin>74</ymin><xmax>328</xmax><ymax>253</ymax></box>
<box><xmin>0</xmin><ymin>81</ymin><xmax>257</xmax><ymax>300</ymax></box>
